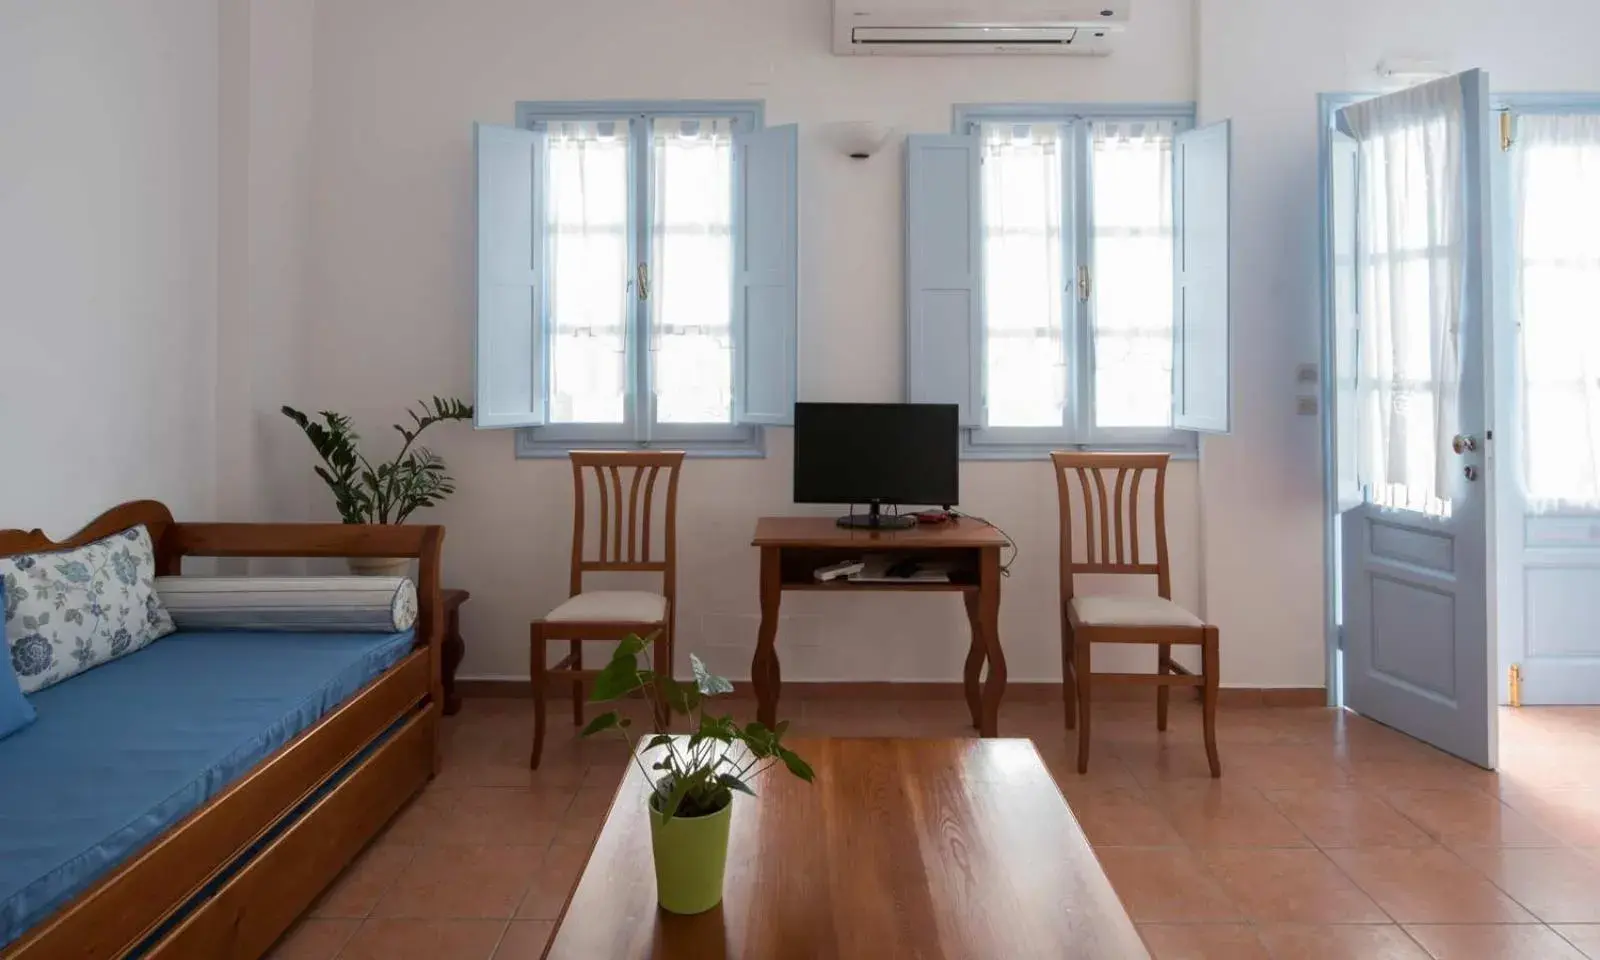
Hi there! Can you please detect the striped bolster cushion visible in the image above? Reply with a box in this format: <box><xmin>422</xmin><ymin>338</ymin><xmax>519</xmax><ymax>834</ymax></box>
<box><xmin>154</xmin><ymin>577</ymin><xmax>418</xmax><ymax>633</ymax></box>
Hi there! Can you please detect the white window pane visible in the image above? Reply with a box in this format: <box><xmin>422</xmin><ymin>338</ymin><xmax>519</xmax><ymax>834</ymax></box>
<box><xmin>651</xmin><ymin>117</ymin><xmax>734</xmax><ymax>425</ymax></box>
<box><xmin>547</xmin><ymin>122</ymin><xmax>629</xmax><ymax>424</ymax></box>
<box><xmin>980</xmin><ymin>122</ymin><xmax>1066</xmax><ymax>428</ymax></box>
<box><xmin>1092</xmin><ymin>121</ymin><xmax>1174</xmax><ymax>428</ymax></box>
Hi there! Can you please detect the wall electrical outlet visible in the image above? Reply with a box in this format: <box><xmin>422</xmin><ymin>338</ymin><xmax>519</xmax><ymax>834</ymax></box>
<box><xmin>1296</xmin><ymin>363</ymin><xmax>1319</xmax><ymax>384</ymax></box>
<box><xmin>1297</xmin><ymin>395</ymin><xmax>1319</xmax><ymax>416</ymax></box>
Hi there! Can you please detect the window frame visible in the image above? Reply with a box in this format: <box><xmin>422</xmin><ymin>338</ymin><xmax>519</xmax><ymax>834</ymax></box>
<box><xmin>952</xmin><ymin>102</ymin><xmax>1199</xmax><ymax>460</ymax></box>
<box><xmin>512</xmin><ymin>99</ymin><xmax>767</xmax><ymax>458</ymax></box>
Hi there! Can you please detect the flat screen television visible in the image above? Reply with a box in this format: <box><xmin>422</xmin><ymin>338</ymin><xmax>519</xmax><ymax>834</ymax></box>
<box><xmin>793</xmin><ymin>402</ymin><xmax>960</xmax><ymax>529</ymax></box>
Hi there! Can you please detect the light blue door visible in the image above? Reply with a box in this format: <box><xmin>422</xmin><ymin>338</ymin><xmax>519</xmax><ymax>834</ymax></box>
<box><xmin>1493</xmin><ymin>106</ymin><xmax>1600</xmax><ymax>706</ymax></box>
<box><xmin>1331</xmin><ymin>70</ymin><xmax>1499</xmax><ymax>768</ymax></box>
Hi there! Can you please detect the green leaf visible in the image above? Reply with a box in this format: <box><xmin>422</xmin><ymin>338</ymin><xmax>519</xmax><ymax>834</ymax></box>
<box><xmin>741</xmin><ymin>722</ymin><xmax>776</xmax><ymax>758</ymax></box>
<box><xmin>644</xmin><ymin>733</ymin><xmax>675</xmax><ymax>753</ymax></box>
<box><xmin>777</xmin><ymin>746</ymin><xmax>815</xmax><ymax>783</ymax></box>
<box><xmin>690</xmin><ymin>653</ymin><xmax>734</xmax><ymax>696</ymax></box>
<box><xmin>697</xmin><ymin>715</ymin><xmax>736</xmax><ymax>744</ymax></box>
<box><xmin>654</xmin><ymin>673</ymin><xmax>700</xmax><ymax>716</ymax></box>
<box><xmin>612</xmin><ymin>634</ymin><xmax>648</xmax><ymax>662</ymax></box>
<box><xmin>590</xmin><ymin>655</ymin><xmax>646</xmax><ymax>702</ymax></box>
<box><xmin>717</xmin><ymin>773</ymin><xmax>757</xmax><ymax>797</ymax></box>
<box><xmin>579</xmin><ymin>712</ymin><xmax>620</xmax><ymax>737</ymax></box>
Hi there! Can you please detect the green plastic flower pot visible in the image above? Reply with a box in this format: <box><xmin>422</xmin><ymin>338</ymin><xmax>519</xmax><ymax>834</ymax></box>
<box><xmin>649</xmin><ymin>797</ymin><xmax>733</xmax><ymax>915</ymax></box>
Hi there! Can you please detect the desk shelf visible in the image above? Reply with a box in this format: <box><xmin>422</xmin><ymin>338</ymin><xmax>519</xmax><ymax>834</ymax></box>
<box><xmin>780</xmin><ymin>579</ymin><xmax>978</xmax><ymax>593</ymax></box>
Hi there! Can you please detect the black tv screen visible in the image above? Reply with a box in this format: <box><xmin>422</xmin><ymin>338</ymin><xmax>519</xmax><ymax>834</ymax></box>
<box><xmin>793</xmin><ymin>402</ymin><xmax>959</xmax><ymax>507</ymax></box>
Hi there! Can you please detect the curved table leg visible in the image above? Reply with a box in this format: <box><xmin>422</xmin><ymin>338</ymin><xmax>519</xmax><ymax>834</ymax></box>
<box><xmin>978</xmin><ymin>545</ymin><xmax>1006</xmax><ymax>738</ymax></box>
<box><xmin>963</xmin><ymin>590</ymin><xmax>985</xmax><ymax>729</ymax></box>
<box><xmin>754</xmin><ymin>545</ymin><xmax>783</xmax><ymax>728</ymax></box>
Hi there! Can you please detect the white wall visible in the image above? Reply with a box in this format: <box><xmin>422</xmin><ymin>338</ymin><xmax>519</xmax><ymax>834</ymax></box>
<box><xmin>295</xmin><ymin>0</ymin><xmax>1600</xmax><ymax>691</ymax></box>
<box><xmin>217</xmin><ymin>0</ymin><xmax>318</xmax><ymax>527</ymax></box>
<box><xmin>1193</xmin><ymin>0</ymin><xmax>1600</xmax><ymax>689</ymax></box>
<box><xmin>0</xmin><ymin>0</ymin><xmax>219</xmax><ymax>536</ymax></box>
<box><xmin>304</xmin><ymin>0</ymin><xmax>1202</xmax><ymax>684</ymax></box>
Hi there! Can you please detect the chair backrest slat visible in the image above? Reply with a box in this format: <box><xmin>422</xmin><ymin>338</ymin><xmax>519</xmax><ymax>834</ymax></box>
<box><xmin>1076</xmin><ymin>467</ymin><xmax>1096</xmax><ymax>564</ymax></box>
<box><xmin>1050</xmin><ymin>451</ymin><xmax>1172</xmax><ymax>601</ymax></box>
<box><xmin>567</xmin><ymin>451</ymin><xmax>686</xmax><ymax>598</ymax></box>
<box><xmin>1112</xmin><ymin>467</ymin><xmax>1128</xmax><ymax>566</ymax></box>
<box><xmin>1129</xmin><ymin>467</ymin><xmax>1143</xmax><ymax>566</ymax></box>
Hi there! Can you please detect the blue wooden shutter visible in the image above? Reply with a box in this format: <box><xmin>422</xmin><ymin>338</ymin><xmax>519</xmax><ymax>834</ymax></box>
<box><xmin>1172</xmin><ymin>120</ymin><xmax>1232</xmax><ymax>433</ymax></box>
<box><xmin>733</xmin><ymin>124</ymin><xmax>799</xmax><ymax>426</ymax></box>
<box><xmin>905</xmin><ymin>134</ymin><xmax>982</xmax><ymax>427</ymax></box>
<box><xmin>474</xmin><ymin>123</ymin><xmax>547</xmax><ymax>429</ymax></box>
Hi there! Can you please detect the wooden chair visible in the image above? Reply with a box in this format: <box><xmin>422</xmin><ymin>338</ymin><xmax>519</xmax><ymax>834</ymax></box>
<box><xmin>530</xmin><ymin>450</ymin><xmax>684</xmax><ymax>769</ymax></box>
<box><xmin>1051</xmin><ymin>451</ymin><xmax>1220</xmax><ymax>777</ymax></box>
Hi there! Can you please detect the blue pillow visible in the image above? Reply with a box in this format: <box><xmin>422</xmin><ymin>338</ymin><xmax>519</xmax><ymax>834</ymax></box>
<box><xmin>0</xmin><ymin>589</ymin><xmax>37</xmax><ymax>739</ymax></box>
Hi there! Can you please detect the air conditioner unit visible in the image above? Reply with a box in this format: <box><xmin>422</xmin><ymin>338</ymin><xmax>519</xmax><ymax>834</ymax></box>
<box><xmin>833</xmin><ymin>0</ymin><xmax>1128</xmax><ymax>56</ymax></box>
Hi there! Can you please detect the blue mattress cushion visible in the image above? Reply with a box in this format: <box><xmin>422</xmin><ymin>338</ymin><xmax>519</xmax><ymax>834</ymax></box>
<box><xmin>0</xmin><ymin>628</ymin><xmax>416</xmax><ymax>947</ymax></box>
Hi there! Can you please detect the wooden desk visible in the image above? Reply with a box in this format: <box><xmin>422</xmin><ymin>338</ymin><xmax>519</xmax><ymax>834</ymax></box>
<box><xmin>750</xmin><ymin>516</ymin><xmax>1009</xmax><ymax>736</ymax></box>
<box><xmin>541</xmin><ymin>738</ymin><xmax>1149</xmax><ymax>960</ymax></box>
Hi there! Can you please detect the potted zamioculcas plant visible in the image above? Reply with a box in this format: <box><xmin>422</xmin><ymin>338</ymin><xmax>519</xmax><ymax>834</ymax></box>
<box><xmin>282</xmin><ymin>398</ymin><xmax>473</xmax><ymax>575</ymax></box>
<box><xmin>582</xmin><ymin>634</ymin><xmax>813</xmax><ymax>915</ymax></box>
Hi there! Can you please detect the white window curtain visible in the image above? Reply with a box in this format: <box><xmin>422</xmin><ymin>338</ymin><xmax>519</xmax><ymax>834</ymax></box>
<box><xmin>1342</xmin><ymin>79</ymin><xmax>1466</xmax><ymax>517</ymax></box>
<box><xmin>1514</xmin><ymin>114</ymin><xmax>1600</xmax><ymax>512</ymax></box>
<box><xmin>650</xmin><ymin>118</ymin><xmax>735</xmax><ymax>425</ymax></box>
<box><xmin>1091</xmin><ymin>120</ymin><xmax>1176</xmax><ymax>429</ymax></box>
<box><xmin>546</xmin><ymin>120</ymin><xmax>631</xmax><ymax>424</ymax></box>
<box><xmin>980</xmin><ymin>122</ymin><xmax>1067</xmax><ymax>428</ymax></box>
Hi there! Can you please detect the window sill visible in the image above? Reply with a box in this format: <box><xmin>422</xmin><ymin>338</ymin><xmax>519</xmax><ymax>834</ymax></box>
<box><xmin>515</xmin><ymin>428</ymin><xmax>767</xmax><ymax>459</ymax></box>
<box><xmin>960</xmin><ymin>435</ymin><xmax>1200</xmax><ymax>461</ymax></box>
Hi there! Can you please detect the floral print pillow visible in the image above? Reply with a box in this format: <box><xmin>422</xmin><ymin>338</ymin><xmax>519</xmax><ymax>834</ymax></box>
<box><xmin>3</xmin><ymin>524</ymin><xmax>175</xmax><ymax>694</ymax></box>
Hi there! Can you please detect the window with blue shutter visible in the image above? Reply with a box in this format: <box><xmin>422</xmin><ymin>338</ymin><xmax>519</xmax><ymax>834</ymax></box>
<box><xmin>906</xmin><ymin>104</ymin><xmax>1227</xmax><ymax>458</ymax></box>
<box><xmin>473</xmin><ymin>101</ymin><xmax>795</xmax><ymax>456</ymax></box>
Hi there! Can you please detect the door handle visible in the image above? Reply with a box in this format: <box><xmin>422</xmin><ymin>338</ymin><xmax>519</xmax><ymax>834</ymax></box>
<box><xmin>1452</xmin><ymin>434</ymin><xmax>1479</xmax><ymax>455</ymax></box>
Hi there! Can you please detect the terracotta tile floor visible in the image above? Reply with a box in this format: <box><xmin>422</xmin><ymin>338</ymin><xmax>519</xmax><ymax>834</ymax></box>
<box><xmin>271</xmin><ymin>697</ymin><xmax>1600</xmax><ymax>959</ymax></box>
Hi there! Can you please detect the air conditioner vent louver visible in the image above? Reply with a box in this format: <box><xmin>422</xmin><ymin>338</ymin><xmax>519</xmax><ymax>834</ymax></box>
<box><xmin>834</xmin><ymin>0</ymin><xmax>1128</xmax><ymax>56</ymax></box>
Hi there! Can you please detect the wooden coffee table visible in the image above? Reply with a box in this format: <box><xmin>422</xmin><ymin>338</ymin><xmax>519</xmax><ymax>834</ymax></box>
<box><xmin>542</xmin><ymin>738</ymin><xmax>1148</xmax><ymax>959</ymax></box>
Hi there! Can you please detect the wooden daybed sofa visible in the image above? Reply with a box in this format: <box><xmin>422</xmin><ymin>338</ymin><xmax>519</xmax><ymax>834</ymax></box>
<box><xmin>0</xmin><ymin>500</ymin><xmax>444</xmax><ymax>960</ymax></box>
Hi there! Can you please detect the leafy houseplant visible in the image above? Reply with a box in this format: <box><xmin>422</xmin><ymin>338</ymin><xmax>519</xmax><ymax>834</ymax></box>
<box><xmin>282</xmin><ymin>398</ymin><xmax>473</xmax><ymax>575</ymax></box>
<box><xmin>583</xmin><ymin>634</ymin><xmax>813</xmax><ymax>915</ymax></box>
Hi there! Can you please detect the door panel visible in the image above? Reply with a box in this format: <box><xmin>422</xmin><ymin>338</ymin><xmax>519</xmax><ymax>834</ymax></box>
<box><xmin>1333</xmin><ymin>70</ymin><xmax>1498</xmax><ymax>769</ymax></box>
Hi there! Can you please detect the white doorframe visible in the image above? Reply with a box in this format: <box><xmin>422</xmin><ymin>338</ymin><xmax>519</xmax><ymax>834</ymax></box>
<box><xmin>1318</xmin><ymin>92</ymin><xmax>1362</xmax><ymax>709</ymax></box>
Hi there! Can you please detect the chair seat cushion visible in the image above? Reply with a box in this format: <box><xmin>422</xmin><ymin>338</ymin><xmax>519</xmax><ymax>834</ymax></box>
<box><xmin>1071</xmin><ymin>595</ymin><xmax>1204</xmax><ymax>629</ymax></box>
<box><xmin>545</xmin><ymin>591</ymin><xmax>667</xmax><ymax>624</ymax></box>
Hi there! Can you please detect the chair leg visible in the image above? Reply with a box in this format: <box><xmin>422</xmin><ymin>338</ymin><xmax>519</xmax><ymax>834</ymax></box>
<box><xmin>530</xmin><ymin>625</ymin><xmax>548</xmax><ymax>770</ymax></box>
<box><xmin>1156</xmin><ymin>642</ymin><xmax>1172</xmax><ymax>732</ymax></box>
<box><xmin>570</xmin><ymin>639</ymin><xmax>584</xmax><ymax>727</ymax></box>
<box><xmin>1075</xmin><ymin>634</ymin><xmax>1093</xmax><ymax>774</ymax></box>
<box><xmin>652</xmin><ymin>629</ymin><xmax>672</xmax><ymax>729</ymax></box>
<box><xmin>1202</xmin><ymin>626</ymin><xmax>1222</xmax><ymax>778</ymax></box>
<box><xmin>1061</xmin><ymin>614</ymin><xmax>1077</xmax><ymax>731</ymax></box>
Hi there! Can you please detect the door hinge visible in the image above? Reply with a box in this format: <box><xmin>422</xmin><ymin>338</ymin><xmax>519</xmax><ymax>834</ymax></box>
<box><xmin>1500</xmin><ymin>110</ymin><xmax>1515</xmax><ymax>153</ymax></box>
<box><xmin>1508</xmin><ymin>663</ymin><xmax>1523</xmax><ymax>708</ymax></box>
<box><xmin>637</xmin><ymin>262</ymin><xmax>651</xmax><ymax>302</ymax></box>
<box><xmin>1077</xmin><ymin>264</ymin><xmax>1092</xmax><ymax>302</ymax></box>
